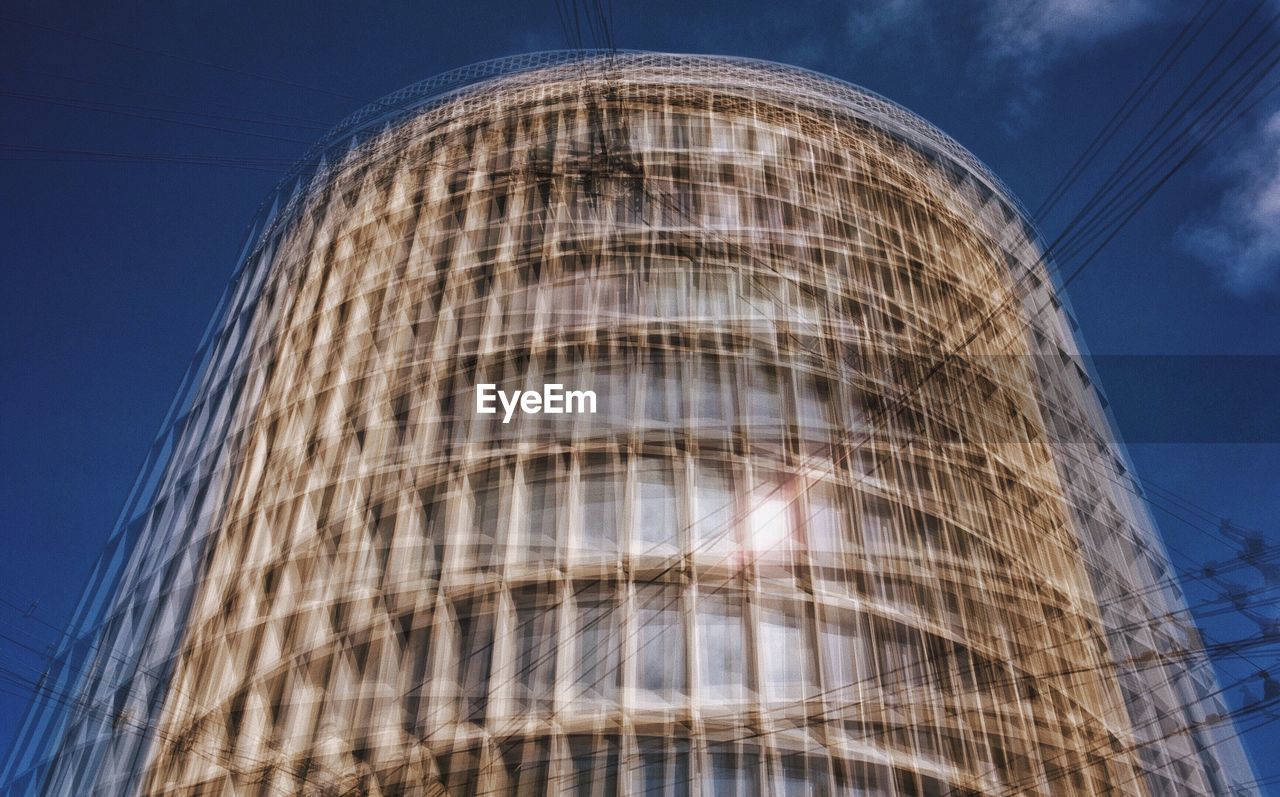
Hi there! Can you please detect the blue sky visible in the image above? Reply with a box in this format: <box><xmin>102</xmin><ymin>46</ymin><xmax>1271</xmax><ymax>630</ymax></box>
<box><xmin>1</xmin><ymin>0</ymin><xmax>1277</xmax><ymax>789</ymax></box>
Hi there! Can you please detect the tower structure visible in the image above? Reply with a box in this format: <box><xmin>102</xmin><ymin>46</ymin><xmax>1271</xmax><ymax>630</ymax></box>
<box><xmin>1</xmin><ymin>52</ymin><xmax>1258</xmax><ymax>796</ymax></box>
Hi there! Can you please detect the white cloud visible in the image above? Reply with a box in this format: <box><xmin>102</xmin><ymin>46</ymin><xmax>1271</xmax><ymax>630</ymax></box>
<box><xmin>979</xmin><ymin>0</ymin><xmax>1156</xmax><ymax>75</ymax></box>
<box><xmin>846</xmin><ymin>0</ymin><xmax>929</xmax><ymax>51</ymax></box>
<box><xmin>1179</xmin><ymin>111</ymin><xmax>1280</xmax><ymax>294</ymax></box>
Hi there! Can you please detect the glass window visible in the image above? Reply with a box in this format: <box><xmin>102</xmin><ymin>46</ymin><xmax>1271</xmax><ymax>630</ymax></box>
<box><xmin>749</xmin><ymin>477</ymin><xmax>792</xmax><ymax>556</ymax></box>
<box><xmin>569</xmin><ymin>735</ymin><xmax>620</xmax><ymax>797</ymax></box>
<box><xmin>806</xmin><ymin>483</ymin><xmax>844</xmax><ymax>580</ymax></box>
<box><xmin>858</xmin><ymin>497</ymin><xmax>896</xmax><ymax>556</ymax></box>
<box><xmin>635</xmin><ymin>586</ymin><xmax>686</xmax><ymax>700</ymax></box>
<box><xmin>777</xmin><ymin>754</ymin><xmax>829</xmax><ymax>797</ymax></box>
<box><xmin>759</xmin><ymin>602</ymin><xmax>815</xmax><ymax>701</ymax></box>
<box><xmin>454</xmin><ymin>597</ymin><xmax>494</xmax><ymax>724</ymax></box>
<box><xmin>693</xmin><ymin>462</ymin><xmax>736</xmax><ymax>555</ymax></box>
<box><xmin>635</xmin><ymin>458</ymin><xmax>679</xmax><ymax>555</ymax></box>
<box><xmin>746</xmin><ymin>364</ymin><xmax>782</xmax><ymax>424</ymax></box>
<box><xmin>707</xmin><ymin>742</ymin><xmax>761</xmax><ymax>797</ymax></box>
<box><xmin>819</xmin><ymin>611</ymin><xmax>868</xmax><ymax>708</ymax></box>
<box><xmin>696</xmin><ymin>595</ymin><xmax>746</xmax><ymax>699</ymax></box>
<box><xmin>636</xmin><ymin>737</ymin><xmax>690</xmax><ymax>797</ymax></box>
<box><xmin>470</xmin><ymin>467</ymin><xmax>503</xmax><ymax>568</ymax></box>
<box><xmin>580</xmin><ymin>456</ymin><xmax>620</xmax><ymax>557</ymax></box>
<box><xmin>692</xmin><ymin>358</ymin><xmax>727</xmax><ymax>424</ymax></box>
<box><xmin>574</xmin><ymin>589</ymin><xmax>619</xmax><ymax>703</ymax></box>
<box><xmin>521</xmin><ymin>460</ymin><xmax>559</xmax><ymax>564</ymax></box>
<box><xmin>645</xmin><ymin>360</ymin><xmax>679</xmax><ymax>425</ymax></box>
<box><xmin>502</xmin><ymin>738</ymin><xmax>550</xmax><ymax>797</ymax></box>
<box><xmin>832</xmin><ymin>761</ymin><xmax>884</xmax><ymax>797</ymax></box>
<box><xmin>511</xmin><ymin>586</ymin><xmax>557</xmax><ymax>715</ymax></box>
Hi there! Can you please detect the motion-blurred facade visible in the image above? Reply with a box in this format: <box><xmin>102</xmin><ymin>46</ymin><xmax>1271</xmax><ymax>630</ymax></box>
<box><xmin>1</xmin><ymin>52</ymin><xmax>1258</xmax><ymax>796</ymax></box>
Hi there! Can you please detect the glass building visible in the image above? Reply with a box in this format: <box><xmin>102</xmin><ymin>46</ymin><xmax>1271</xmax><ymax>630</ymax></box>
<box><xmin>1</xmin><ymin>52</ymin><xmax>1258</xmax><ymax>796</ymax></box>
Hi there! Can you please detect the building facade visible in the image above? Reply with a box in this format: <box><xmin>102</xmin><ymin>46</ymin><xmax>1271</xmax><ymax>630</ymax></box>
<box><xmin>1</xmin><ymin>52</ymin><xmax>1258</xmax><ymax>796</ymax></box>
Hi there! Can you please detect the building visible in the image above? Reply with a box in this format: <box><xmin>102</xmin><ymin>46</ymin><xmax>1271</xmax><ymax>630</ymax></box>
<box><xmin>0</xmin><ymin>52</ymin><xmax>1258</xmax><ymax>796</ymax></box>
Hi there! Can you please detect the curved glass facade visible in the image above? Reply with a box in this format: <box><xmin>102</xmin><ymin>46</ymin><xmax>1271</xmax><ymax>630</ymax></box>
<box><xmin>1</xmin><ymin>53</ymin><xmax>1257</xmax><ymax>796</ymax></box>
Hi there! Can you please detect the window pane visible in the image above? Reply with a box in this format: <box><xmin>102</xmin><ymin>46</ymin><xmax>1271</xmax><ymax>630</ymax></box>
<box><xmin>759</xmin><ymin>603</ymin><xmax>815</xmax><ymax>701</ymax></box>
<box><xmin>636</xmin><ymin>586</ymin><xmax>686</xmax><ymax>700</ymax></box>
<box><xmin>749</xmin><ymin>478</ymin><xmax>792</xmax><ymax>556</ymax></box>
<box><xmin>574</xmin><ymin>590</ymin><xmax>619</xmax><ymax>703</ymax></box>
<box><xmin>807</xmin><ymin>483</ymin><xmax>844</xmax><ymax>580</ymax></box>
<box><xmin>635</xmin><ymin>459</ymin><xmax>679</xmax><ymax>555</ymax></box>
<box><xmin>522</xmin><ymin>460</ymin><xmax>559</xmax><ymax>564</ymax></box>
<box><xmin>636</xmin><ymin>737</ymin><xmax>690</xmax><ymax>797</ymax></box>
<box><xmin>693</xmin><ymin>462</ymin><xmax>736</xmax><ymax>554</ymax></box>
<box><xmin>470</xmin><ymin>467</ymin><xmax>503</xmax><ymax>568</ymax></box>
<box><xmin>707</xmin><ymin>742</ymin><xmax>760</xmax><ymax>797</ymax></box>
<box><xmin>454</xmin><ymin>597</ymin><xmax>495</xmax><ymax>723</ymax></box>
<box><xmin>569</xmin><ymin>735</ymin><xmax>619</xmax><ymax>797</ymax></box>
<box><xmin>696</xmin><ymin>595</ymin><xmax>746</xmax><ymax>699</ymax></box>
<box><xmin>512</xmin><ymin>586</ymin><xmax>557</xmax><ymax>715</ymax></box>
<box><xmin>502</xmin><ymin>738</ymin><xmax>550</xmax><ymax>797</ymax></box>
<box><xmin>580</xmin><ymin>457</ymin><xmax>620</xmax><ymax>557</ymax></box>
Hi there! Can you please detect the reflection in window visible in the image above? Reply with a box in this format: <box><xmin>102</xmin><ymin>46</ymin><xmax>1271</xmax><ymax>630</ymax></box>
<box><xmin>501</xmin><ymin>737</ymin><xmax>550</xmax><ymax>797</ymax></box>
<box><xmin>693</xmin><ymin>462</ymin><xmax>736</xmax><ymax>554</ymax></box>
<box><xmin>693</xmin><ymin>358</ymin><xmax>728</xmax><ymax>424</ymax></box>
<box><xmin>512</xmin><ymin>586</ymin><xmax>557</xmax><ymax>715</ymax></box>
<box><xmin>522</xmin><ymin>460</ymin><xmax>558</xmax><ymax>564</ymax></box>
<box><xmin>636</xmin><ymin>736</ymin><xmax>690</xmax><ymax>797</ymax></box>
<box><xmin>636</xmin><ymin>586</ymin><xmax>686</xmax><ymax>700</ymax></box>
<box><xmin>759</xmin><ymin>603</ymin><xmax>815</xmax><ymax>701</ymax></box>
<box><xmin>580</xmin><ymin>456</ymin><xmax>620</xmax><ymax>556</ymax></box>
<box><xmin>819</xmin><ymin>611</ymin><xmax>868</xmax><ymax>709</ymax></box>
<box><xmin>807</xmin><ymin>483</ymin><xmax>844</xmax><ymax>580</ymax></box>
<box><xmin>778</xmin><ymin>753</ymin><xmax>829</xmax><ymax>797</ymax></box>
<box><xmin>470</xmin><ymin>467</ymin><xmax>502</xmax><ymax>568</ymax></box>
<box><xmin>574</xmin><ymin>590</ymin><xmax>619</xmax><ymax>703</ymax></box>
<box><xmin>746</xmin><ymin>364</ymin><xmax>782</xmax><ymax>424</ymax></box>
<box><xmin>696</xmin><ymin>595</ymin><xmax>746</xmax><ymax>699</ymax></box>
<box><xmin>859</xmin><ymin>496</ymin><xmax>896</xmax><ymax>556</ymax></box>
<box><xmin>645</xmin><ymin>360</ymin><xmax>679</xmax><ymax>425</ymax></box>
<box><xmin>796</xmin><ymin>374</ymin><xmax>833</xmax><ymax>431</ymax></box>
<box><xmin>707</xmin><ymin>742</ymin><xmax>761</xmax><ymax>797</ymax></box>
<box><xmin>749</xmin><ymin>477</ymin><xmax>792</xmax><ymax>556</ymax></box>
<box><xmin>454</xmin><ymin>597</ymin><xmax>494</xmax><ymax>724</ymax></box>
<box><xmin>832</xmin><ymin>761</ymin><xmax>885</xmax><ymax>797</ymax></box>
<box><xmin>635</xmin><ymin>459</ymin><xmax>679</xmax><ymax>555</ymax></box>
<box><xmin>570</xmin><ymin>735</ymin><xmax>619</xmax><ymax>797</ymax></box>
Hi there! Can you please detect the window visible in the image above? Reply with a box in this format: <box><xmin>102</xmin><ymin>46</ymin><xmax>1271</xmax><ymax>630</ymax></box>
<box><xmin>759</xmin><ymin>602</ymin><xmax>815</xmax><ymax>701</ymax></box>
<box><xmin>470</xmin><ymin>467</ymin><xmax>503</xmax><ymax>568</ymax></box>
<box><xmin>521</xmin><ymin>460</ymin><xmax>559</xmax><ymax>565</ymax></box>
<box><xmin>569</xmin><ymin>735</ymin><xmax>619</xmax><ymax>797</ymax></box>
<box><xmin>580</xmin><ymin>456</ymin><xmax>620</xmax><ymax>557</ymax></box>
<box><xmin>693</xmin><ymin>462</ymin><xmax>736</xmax><ymax>555</ymax></box>
<box><xmin>819</xmin><ymin>611</ymin><xmax>868</xmax><ymax>709</ymax></box>
<box><xmin>746</xmin><ymin>364</ymin><xmax>782</xmax><ymax>424</ymax></box>
<box><xmin>635</xmin><ymin>459</ymin><xmax>679</xmax><ymax>555</ymax></box>
<box><xmin>777</xmin><ymin>754</ymin><xmax>829</xmax><ymax>797</ymax></box>
<box><xmin>502</xmin><ymin>738</ymin><xmax>550</xmax><ymax>797</ymax></box>
<box><xmin>707</xmin><ymin>742</ymin><xmax>761</xmax><ymax>797</ymax></box>
<box><xmin>454</xmin><ymin>597</ymin><xmax>495</xmax><ymax>724</ymax></box>
<box><xmin>696</xmin><ymin>595</ymin><xmax>747</xmax><ymax>699</ymax></box>
<box><xmin>511</xmin><ymin>586</ymin><xmax>557</xmax><ymax>715</ymax></box>
<box><xmin>635</xmin><ymin>586</ymin><xmax>686</xmax><ymax>700</ymax></box>
<box><xmin>636</xmin><ymin>737</ymin><xmax>690</xmax><ymax>797</ymax></box>
<box><xmin>574</xmin><ymin>589</ymin><xmax>619</xmax><ymax>703</ymax></box>
<box><xmin>749</xmin><ymin>477</ymin><xmax>792</xmax><ymax>557</ymax></box>
<box><xmin>692</xmin><ymin>358</ymin><xmax>728</xmax><ymax>424</ymax></box>
<box><xmin>644</xmin><ymin>360</ymin><xmax>679</xmax><ymax>425</ymax></box>
<box><xmin>806</xmin><ymin>483</ymin><xmax>844</xmax><ymax>580</ymax></box>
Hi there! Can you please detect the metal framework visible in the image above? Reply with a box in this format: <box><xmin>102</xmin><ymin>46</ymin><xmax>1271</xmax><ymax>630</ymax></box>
<box><xmin>0</xmin><ymin>52</ymin><xmax>1257</xmax><ymax>796</ymax></box>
